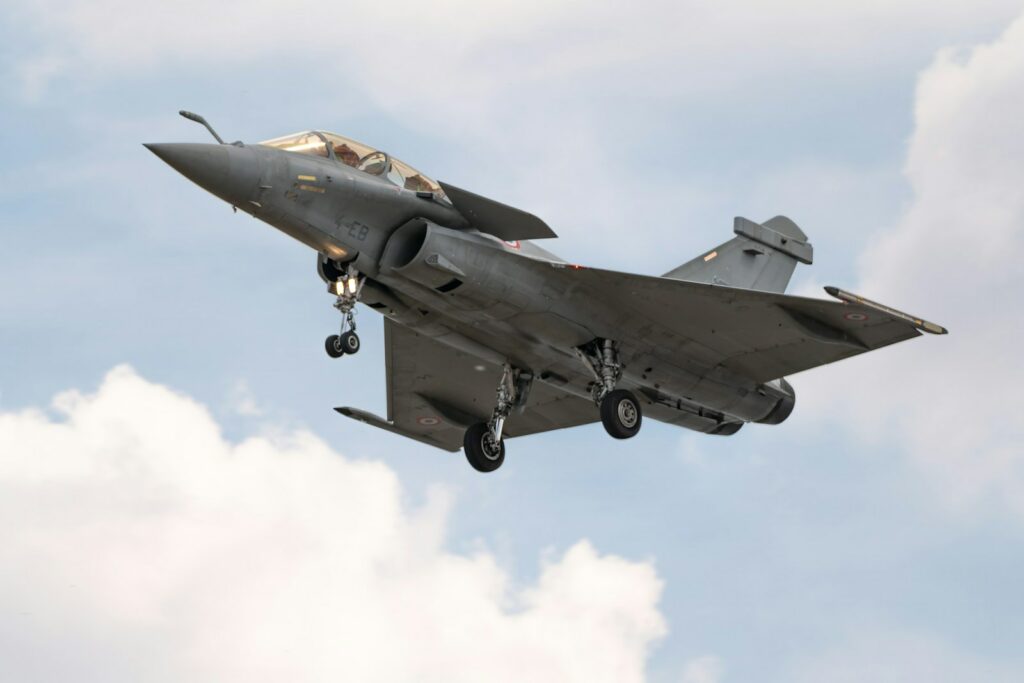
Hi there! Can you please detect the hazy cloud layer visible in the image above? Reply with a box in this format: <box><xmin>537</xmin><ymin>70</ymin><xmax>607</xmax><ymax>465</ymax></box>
<box><xmin>680</xmin><ymin>655</ymin><xmax>724</xmax><ymax>683</ymax></box>
<box><xmin>6</xmin><ymin>0</ymin><xmax>1020</xmax><ymax>263</ymax></box>
<box><xmin>0</xmin><ymin>367</ymin><xmax>665</xmax><ymax>682</ymax></box>
<box><xmin>789</xmin><ymin>629</ymin><xmax>1019</xmax><ymax>683</ymax></box>
<box><xmin>11</xmin><ymin>1</ymin><xmax>1020</xmax><ymax>106</ymax></box>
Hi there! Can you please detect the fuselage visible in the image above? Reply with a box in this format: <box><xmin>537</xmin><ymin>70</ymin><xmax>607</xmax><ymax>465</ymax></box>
<box><xmin>146</xmin><ymin>135</ymin><xmax>794</xmax><ymax>434</ymax></box>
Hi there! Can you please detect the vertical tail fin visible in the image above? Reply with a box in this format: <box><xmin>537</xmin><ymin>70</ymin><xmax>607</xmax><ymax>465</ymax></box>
<box><xmin>663</xmin><ymin>216</ymin><xmax>813</xmax><ymax>293</ymax></box>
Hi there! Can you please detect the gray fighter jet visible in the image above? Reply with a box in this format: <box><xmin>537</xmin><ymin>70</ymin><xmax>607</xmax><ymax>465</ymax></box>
<box><xmin>147</xmin><ymin>111</ymin><xmax>947</xmax><ymax>472</ymax></box>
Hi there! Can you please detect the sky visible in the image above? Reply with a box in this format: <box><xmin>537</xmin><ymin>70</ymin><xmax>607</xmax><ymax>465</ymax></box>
<box><xmin>2</xmin><ymin>1</ymin><xmax>1024</xmax><ymax>681</ymax></box>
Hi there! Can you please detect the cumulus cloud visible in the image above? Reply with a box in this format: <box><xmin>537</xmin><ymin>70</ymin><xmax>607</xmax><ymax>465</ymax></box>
<box><xmin>0</xmin><ymin>366</ymin><xmax>665</xmax><ymax>682</ymax></box>
<box><xmin>797</xmin><ymin>14</ymin><xmax>1024</xmax><ymax>516</ymax></box>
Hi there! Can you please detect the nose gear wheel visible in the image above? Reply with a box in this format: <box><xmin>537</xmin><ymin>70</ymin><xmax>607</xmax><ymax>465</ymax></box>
<box><xmin>325</xmin><ymin>334</ymin><xmax>345</xmax><ymax>358</ymax></box>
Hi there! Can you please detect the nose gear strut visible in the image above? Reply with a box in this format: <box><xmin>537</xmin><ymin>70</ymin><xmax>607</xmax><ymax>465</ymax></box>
<box><xmin>325</xmin><ymin>264</ymin><xmax>364</xmax><ymax>358</ymax></box>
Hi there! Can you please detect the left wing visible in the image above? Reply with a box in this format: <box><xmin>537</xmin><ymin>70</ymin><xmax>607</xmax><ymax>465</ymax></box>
<box><xmin>336</xmin><ymin>318</ymin><xmax>596</xmax><ymax>451</ymax></box>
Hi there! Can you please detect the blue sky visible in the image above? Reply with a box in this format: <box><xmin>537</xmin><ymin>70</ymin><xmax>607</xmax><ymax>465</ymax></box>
<box><xmin>2</xmin><ymin>2</ymin><xmax>1024</xmax><ymax>681</ymax></box>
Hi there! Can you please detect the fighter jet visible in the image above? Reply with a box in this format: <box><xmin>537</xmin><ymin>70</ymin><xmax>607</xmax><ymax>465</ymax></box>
<box><xmin>147</xmin><ymin>111</ymin><xmax>947</xmax><ymax>473</ymax></box>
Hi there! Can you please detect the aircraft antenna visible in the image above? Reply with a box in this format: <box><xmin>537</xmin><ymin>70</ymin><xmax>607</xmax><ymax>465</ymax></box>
<box><xmin>178</xmin><ymin>110</ymin><xmax>225</xmax><ymax>144</ymax></box>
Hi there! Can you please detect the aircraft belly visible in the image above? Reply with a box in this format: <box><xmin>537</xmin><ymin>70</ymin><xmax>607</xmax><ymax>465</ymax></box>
<box><xmin>386</xmin><ymin>303</ymin><xmax>764</xmax><ymax>428</ymax></box>
<box><xmin>374</xmin><ymin>279</ymin><xmax>765</xmax><ymax>425</ymax></box>
<box><xmin>372</xmin><ymin>223</ymin><xmax>790</xmax><ymax>426</ymax></box>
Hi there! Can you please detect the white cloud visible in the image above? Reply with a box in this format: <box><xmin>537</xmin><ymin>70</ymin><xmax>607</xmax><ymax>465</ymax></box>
<box><xmin>0</xmin><ymin>365</ymin><xmax>665</xmax><ymax>682</ymax></box>
<box><xmin>681</xmin><ymin>655</ymin><xmax>724</xmax><ymax>683</ymax></box>
<box><xmin>796</xmin><ymin>13</ymin><xmax>1024</xmax><ymax>516</ymax></box>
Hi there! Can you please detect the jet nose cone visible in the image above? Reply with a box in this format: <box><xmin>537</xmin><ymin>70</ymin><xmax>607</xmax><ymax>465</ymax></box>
<box><xmin>145</xmin><ymin>142</ymin><xmax>226</xmax><ymax>185</ymax></box>
<box><xmin>145</xmin><ymin>142</ymin><xmax>260</xmax><ymax>206</ymax></box>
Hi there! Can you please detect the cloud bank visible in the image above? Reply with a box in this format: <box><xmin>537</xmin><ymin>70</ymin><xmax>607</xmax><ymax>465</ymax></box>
<box><xmin>798</xmin><ymin>14</ymin><xmax>1024</xmax><ymax>517</ymax></box>
<box><xmin>0</xmin><ymin>366</ymin><xmax>665</xmax><ymax>682</ymax></box>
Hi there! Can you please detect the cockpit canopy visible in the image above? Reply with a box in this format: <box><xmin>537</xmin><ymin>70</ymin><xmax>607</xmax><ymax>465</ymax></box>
<box><xmin>259</xmin><ymin>131</ymin><xmax>447</xmax><ymax>199</ymax></box>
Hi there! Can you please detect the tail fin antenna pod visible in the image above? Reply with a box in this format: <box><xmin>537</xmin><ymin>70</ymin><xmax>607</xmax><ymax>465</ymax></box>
<box><xmin>734</xmin><ymin>216</ymin><xmax>813</xmax><ymax>264</ymax></box>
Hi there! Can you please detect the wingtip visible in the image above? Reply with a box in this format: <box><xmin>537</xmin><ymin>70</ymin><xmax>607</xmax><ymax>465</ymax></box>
<box><xmin>825</xmin><ymin>285</ymin><xmax>948</xmax><ymax>335</ymax></box>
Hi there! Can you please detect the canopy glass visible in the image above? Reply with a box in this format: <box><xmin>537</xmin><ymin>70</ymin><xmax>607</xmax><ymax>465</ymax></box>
<box><xmin>259</xmin><ymin>131</ymin><xmax>447</xmax><ymax>198</ymax></box>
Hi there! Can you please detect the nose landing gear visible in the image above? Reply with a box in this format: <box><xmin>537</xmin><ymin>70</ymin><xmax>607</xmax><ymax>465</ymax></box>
<box><xmin>325</xmin><ymin>264</ymin><xmax>364</xmax><ymax>358</ymax></box>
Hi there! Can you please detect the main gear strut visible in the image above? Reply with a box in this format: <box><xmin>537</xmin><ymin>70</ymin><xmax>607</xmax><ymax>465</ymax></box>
<box><xmin>575</xmin><ymin>339</ymin><xmax>643</xmax><ymax>439</ymax></box>
<box><xmin>463</xmin><ymin>363</ymin><xmax>532</xmax><ymax>472</ymax></box>
<box><xmin>574</xmin><ymin>339</ymin><xmax>623</xmax><ymax>405</ymax></box>
<box><xmin>325</xmin><ymin>264</ymin><xmax>365</xmax><ymax>358</ymax></box>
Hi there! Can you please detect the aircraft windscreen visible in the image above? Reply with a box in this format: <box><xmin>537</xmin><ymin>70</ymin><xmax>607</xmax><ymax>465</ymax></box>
<box><xmin>260</xmin><ymin>130</ymin><xmax>447</xmax><ymax>199</ymax></box>
<box><xmin>260</xmin><ymin>132</ymin><xmax>330</xmax><ymax>158</ymax></box>
<box><xmin>387</xmin><ymin>157</ymin><xmax>445</xmax><ymax>195</ymax></box>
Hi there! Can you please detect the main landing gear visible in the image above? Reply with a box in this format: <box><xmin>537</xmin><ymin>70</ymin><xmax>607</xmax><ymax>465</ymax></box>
<box><xmin>575</xmin><ymin>339</ymin><xmax>643</xmax><ymax>439</ymax></box>
<box><xmin>325</xmin><ymin>264</ymin><xmax>364</xmax><ymax>359</ymax></box>
<box><xmin>464</xmin><ymin>364</ymin><xmax>532</xmax><ymax>473</ymax></box>
<box><xmin>461</xmin><ymin>341</ymin><xmax>640</xmax><ymax>473</ymax></box>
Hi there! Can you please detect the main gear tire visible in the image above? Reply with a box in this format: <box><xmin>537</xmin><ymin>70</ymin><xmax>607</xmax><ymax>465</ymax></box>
<box><xmin>464</xmin><ymin>422</ymin><xmax>505</xmax><ymax>473</ymax></box>
<box><xmin>600</xmin><ymin>389</ymin><xmax>642</xmax><ymax>439</ymax></box>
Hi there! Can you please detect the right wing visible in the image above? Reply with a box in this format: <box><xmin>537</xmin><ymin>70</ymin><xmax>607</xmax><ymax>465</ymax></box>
<box><xmin>336</xmin><ymin>318</ymin><xmax>596</xmax><ymax>451</ymax></box>
<box><xmin>531</xmin><ymin>261</ymin><xmax>947</xmax><ymax>384</ymax></box>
